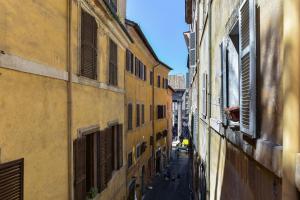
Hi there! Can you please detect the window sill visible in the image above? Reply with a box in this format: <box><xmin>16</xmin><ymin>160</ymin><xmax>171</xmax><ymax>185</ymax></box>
<box><xmin>73</xmin><ymin>75</ymin><xmax>125</xmax><ymax>94</ymax></box>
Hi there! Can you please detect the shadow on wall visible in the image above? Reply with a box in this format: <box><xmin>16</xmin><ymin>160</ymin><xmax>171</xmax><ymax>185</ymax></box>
<box><xmin>256</xmin><ymin>4</ymin><xmax>283</xmax><ymax>144</ymax></box>
<box><xmin>218</xmin><ymin>141</ymin><xmax>282</xmax><ymax>200</ymax></box>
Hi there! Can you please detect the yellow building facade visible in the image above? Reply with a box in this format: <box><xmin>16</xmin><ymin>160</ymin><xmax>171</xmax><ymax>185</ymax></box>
<box><xmin>124</xmin><ymin>20</ymin><xmax>172</xmax><ymax>200</ymax></box>
<box><xmin>0</xmin><ymin>0</ymin><xmax>131</xmax><ymax>200</ymax></box>
<box><xmin>153</xmin><ymin>63</ymin><xmax>172</xmax><ymax>174</ymax></box>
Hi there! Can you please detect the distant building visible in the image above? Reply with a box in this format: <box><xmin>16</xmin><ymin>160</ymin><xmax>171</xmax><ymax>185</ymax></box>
<box><xmin>168</xmin><ymin>74</ymin><xmax>186</xmax><ymax>89</ymax></box>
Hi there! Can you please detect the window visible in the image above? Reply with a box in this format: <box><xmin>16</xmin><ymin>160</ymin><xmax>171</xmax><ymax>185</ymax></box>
<box><xmin>150</xmin><ymin>105</ymin><xmax>153</xmax><ymax>121</ymax></box>
<box><xmin>135</xmin><ymin>58</ymin><xmax>139</xmax><ymax>77</ymax></box>
<box><xmin>128</xmin><ymin>104</ymin><xmax>133</xmax><ymax>130</ymax></box>
<box><xmin>0</xmin><ymin>158</ymin><xmax>24</xmax><ymax>200</ymax></box>
<box><xmin>136</xmin><ymin>104</ymin><xmax>140</xmax><ymax>127</ymax></box>
<box><xmin>157</xmin><ymin>75</ymin><xmax>161</xmax><ymax>88</ymax></box>
<box><xmin>162</xmin><ymin>78</ymin><xmax>165</xmax><ymax>88</ymax></box>
<box><xmin>105</xmin><ymin>0</ymin><xmax>117</xmax><ymax>13</ymax></box>
<box><xmin>139</xmin><ymin>62</ymin><xmax>144</xmax><ymax>80</ymax></box>
<box><xmin>150</xmin><ymin>71</ymin><xmax>154</xmax><ymax>85</ymax></box>
<box><xmin>141</xmin><ymin>104</ymin><xmax>145</xmax><ymax>124</ymax></box>
<box><xmin>144</xmin><ymin>66</ymin><xmax>147</xmax><ymax>81</ymax></box>
<box><xmin>136</xmin><ymin>144</ymin><xmax>142</xmax><ymax>158</ymax></box>
<box><xmin>165</xmin><ymin>78</ymin><xmax>168</xmax><ymax>89</ymax></box>
<box><xmin>74</xmin><ymin>125</ymin><xmax>123</xmax><ymax>198</ymax></box>
<box><xmin>109</xmin><ymin>39</ymin><xmax>118</xmax><ymax>86</ymax></box>
<box><xmin>220</xmin><ymin>0</ymin><xmax>257</xmax><ymax>138</ymax></box>
<box><xmin>220</xmin><ymin>25</ymin><xmax>239</xmax><ymax>126</ymax></box>
<box><xmin>126</xmin><ymin>50</ymin><xmax>134</xmax><ymax>73</ymax></box>
<box><xmin>128</xmin><ymin>152</ymin><xmax>133</xmax><ymax>168</ymax></box>
<box><xmin>157</xmin><ymin>105</ymin><xmax>164</xmax><ymax>119</ymax></box>
<box><xmin>80</xmin><ymin>9</ymin><xmax>98</xmax><ymax>80</ymax></box>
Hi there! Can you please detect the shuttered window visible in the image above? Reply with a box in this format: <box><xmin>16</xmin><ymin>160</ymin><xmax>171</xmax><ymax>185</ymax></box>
<box><xmin>157</xmin><ymin>105</ymin><xmax>164</xmax><ymax>119</ymax></box>
<box><xmin>141</xmin><ymin>104</ymin><xmax>145</xmax><ymax>124</ymax></box>
<box><xmin>136</xmin><ymin>104</ymin><xmax>140</xmax><ymax>127</ymax></box>
<box><xmin>189</xmin><ymin>32</ymin><xmax>196</xmax><ymax>67</ymax></box>
<box><xmin>150</xmin><ymin>71</ymin><xmax>154</xmax><ymax>85</ymax></box>
<box><xmin>105</xmin><ymin>128</ymin><xmax>113</xmax><ymax>183</ymax></box>
<box><xmin>126</xmin><ymin>50</ymin><xmax>130</xmax><ymax>72</ymax></box>
<box><xmin>117</xmin><ymin>124</ymin><xmax>123</xmax><ymax>169</ymax></box>
<box><xmin>126</xmin><ymin>50</ymin><xmax>134</xmax><ymax>74</ymax></box>
<box><xmin>109</xmin><ymin>39</ymin><xmax>118</xmax><ymax>86</ymax></box>
<box><xmin>128</xmin><ymin>104</ymin><xmax>133</xmax><ymax>130</ymax></box>
<box><xmin>239</xmin><ymin>0</ymin><xmax>256</xmax><ymax>137</ymax></box>
<box><xmin>201</xmin><ymin>73</ymin><xmax>207</xmax><ymax>118</ymax></box>
<box><xmin>144</xmin><ymin>66</ymin><xmax>147</xmax><ymax>81</ymax></box>
<box><xmin>150</xmin><ymin>105</ymin><xmax>153</xmax><ymax>121</ymax></box>
<box><xmin>220</xmin><ymin>40</ymin><xmax>228</xmax><ymax>125</ymax></box>
<box><xmin>81</xmin><ymin>10</ymin><xmax>98</xmax><ymax>80</ymax></box>
<box><xmin>74</xmin><ymin>136</ymin><xmax>87</xmax><ymax>200</ymax></box>
<box><xmin>157</xmin><ymin>75</ymin><xmax>161</xmax><ymax>88</ymax></box>
<box><xmin>97</xmin><ymin>131</ymin><xmax>106</xmax><ymax>192</ymax></box>
<box><xmin>0</xmin><ymin>158</ymin><xmax>24</xmax><ymax>200</ymax></box>
<box><xmin>135</xmin><ymin>58</ymin><xmax>139</xmax><ymax>77</ymax></box>
<box><xmin>139</xmin><ymin>62</ymin><xmax>144</xmax><ymax>80</ymax></box>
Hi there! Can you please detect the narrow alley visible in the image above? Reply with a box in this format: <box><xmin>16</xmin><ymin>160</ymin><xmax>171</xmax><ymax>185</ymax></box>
<box><xmin>0</xmin><ymin>0</ymin><xmax>299</xmax><ymax>200</ymax></box>
<box><xmin>144</xmin><ymin>150</ymin><xmax>193</xmax><ymax>200</ymax></box>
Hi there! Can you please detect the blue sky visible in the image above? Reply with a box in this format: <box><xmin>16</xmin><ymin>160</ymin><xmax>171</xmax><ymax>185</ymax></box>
<box><xmin>126</xmin><ymin>0</ymin><xmax>189</xmax><ymax>75</ymax></box>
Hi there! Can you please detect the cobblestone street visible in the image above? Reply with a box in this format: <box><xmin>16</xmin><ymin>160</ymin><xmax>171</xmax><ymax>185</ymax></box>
<box><xmin>144</xmin><ymin>150</ymin><xmax>193</xmax><ymax>200</ymax></box>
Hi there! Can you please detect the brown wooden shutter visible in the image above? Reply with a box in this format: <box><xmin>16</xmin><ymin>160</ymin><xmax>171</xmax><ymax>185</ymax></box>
<box><xmin>0</xmin><ymin>158</ymin><xmax>24</xmax><ymax>200</ymax></box>
<box><xmin>128</xmin><ymin>104</ymin><xmax>133</xmax><ymax>130</ymax></box>
<box><xmin>141</xmin><ymin>104</ymin><xmax>145</xmax><ymax>124</ymax></box>
<box><xmin>144</xmin><ymin>66</ymin><xmax>147</xmax><ymax>81</ymax></box>
<box><xmin>117</xmin><ymin>124</ymin><xmax>123</xmax><ymax>169</ymax></box>
<box><xmin>109</xmin><ymin>39</ymin><xmax>118</xmax><ymax>86</ymax></box>
<box><xmin>126</xmin><ymin>50</ymin><xmax>130</xmax><ymax>71</ymax></box>
<box><xmin>81</xmin><ymin>9</ymin><xmax>97</xmax><ymax>80</ymax></box>
<box><xmin>105</xmin><ymin>128</ymin><xmax>113</xmax><ymax>184</ymax></box>
<box><xmin>97</xmin><ymin>131</ymin><xmax>106</xmax><ymax>192</ymax></box>
<box><xmin>74</xmin><ymin>137</ymin><xmax>87</xmax><ymax>200</ymax></box>
<box><xmin>135</xmin><ymin>58</ymin><xmax>139</xmax><ymax>77</ymax></box>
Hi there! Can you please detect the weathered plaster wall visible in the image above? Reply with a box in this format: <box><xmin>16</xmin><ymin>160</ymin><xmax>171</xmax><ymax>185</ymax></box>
<box><xmin>196</xmin><ymin>0</ymin><xmax>284</xmax><ymax>199</ymax></box>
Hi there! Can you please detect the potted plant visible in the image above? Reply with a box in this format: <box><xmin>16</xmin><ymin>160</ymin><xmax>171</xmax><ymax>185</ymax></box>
<box><xmin>86</xmin><ymin>187</ymin><xmax>98</xmax><ymax>200</ymax></box>
<box><xmin>224</xmin><ymin>106</ymin><xmax>240</xmax><ymax>122</ymax></box>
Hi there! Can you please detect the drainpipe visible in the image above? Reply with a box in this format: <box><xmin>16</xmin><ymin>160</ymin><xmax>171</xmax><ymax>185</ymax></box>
<box><xmin>152</xmin><ymin>63</ymin><xmax>160</xmax><ymax>175</ymax></box>
<box><xmin>67</xmin><ymin>0</ymin><xmax>73</xmax><ymax>199</ymax></box>
<box><xmin>207</xmin><ymin>1</ymin><xmax>212</xmax><ymax>199</ymax></box>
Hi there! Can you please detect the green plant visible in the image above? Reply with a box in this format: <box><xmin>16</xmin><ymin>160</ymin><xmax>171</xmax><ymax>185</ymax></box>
<box><xmin>86</xmin><ymin>187</ymin><xmax>98</xmax><ymax>200</ymax></box>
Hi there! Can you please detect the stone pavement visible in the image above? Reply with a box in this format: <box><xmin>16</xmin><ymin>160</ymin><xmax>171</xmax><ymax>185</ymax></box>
<box><xmin>143</xmin><ymin>149</ymin><xmax>193</xmax><ymax>200</ymax></box>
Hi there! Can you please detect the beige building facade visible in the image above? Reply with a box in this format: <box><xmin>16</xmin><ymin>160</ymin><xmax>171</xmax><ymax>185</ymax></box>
<box><xmin>185</xmin><ymin>0</ymin><xmax>300</xmax><ymax>199</ymax></box>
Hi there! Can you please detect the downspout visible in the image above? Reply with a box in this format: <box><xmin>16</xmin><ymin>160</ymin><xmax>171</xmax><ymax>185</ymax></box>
<box><xmin>152</xmin><ymin>63</ymin><xmax>160</xmax><ymax>175</ymax></box>
<box><xmin>67</xmin><ymin>0</ymin><xmax>73</xmax><ymax>199</ymax></box>
<box><xmin>207</xmin><ymin>1</ymin><xmax>212</xmax><ymax>199</ymax></box>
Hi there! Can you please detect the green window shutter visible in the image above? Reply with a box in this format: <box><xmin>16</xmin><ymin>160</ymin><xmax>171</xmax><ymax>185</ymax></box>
<box><xmin>239</xmin><ymin>0</ymin><xmax>256</xmax><ymax>137</ymax></box>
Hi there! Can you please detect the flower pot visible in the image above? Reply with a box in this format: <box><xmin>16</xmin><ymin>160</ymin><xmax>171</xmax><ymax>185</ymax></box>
<box><xmin>224</xmin><ymin>107</ymin><xmax>240</xmax><ymax>122</ymax></box>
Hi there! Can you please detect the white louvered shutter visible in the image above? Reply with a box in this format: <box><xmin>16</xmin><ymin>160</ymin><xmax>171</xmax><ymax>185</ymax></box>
<box><xmin>220</xmin><ymin>39</ymin><xmax>228</xmax><ymax>126</ymax></box>
<box><xmin>239</xmin><ymin>0</ymin><xmax>256</xmax><ymax>137</ymax></box>
<box><xmin>202</xmin><ymin>73</ymin><xmax>207</xmax><ymax>118</ymax></box>
<box><xmin>189</xmin><ymin>32</ymin><xmax>196</xmax><ymax>67</ymax></box>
